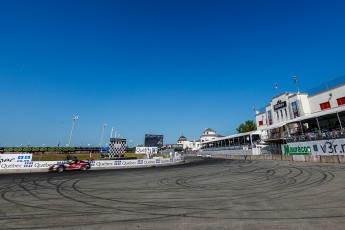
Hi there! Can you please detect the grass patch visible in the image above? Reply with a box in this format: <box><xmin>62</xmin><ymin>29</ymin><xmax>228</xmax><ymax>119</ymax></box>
<box><xmin>32</xmin><ymin>153</ymin><xmax>150</xmax><ymax>161</ymax></box>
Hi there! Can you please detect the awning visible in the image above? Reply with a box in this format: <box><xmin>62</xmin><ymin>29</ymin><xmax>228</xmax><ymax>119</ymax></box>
<box><xmin>260</xmin><ymin>122</ymin><xmax>287</xmax><ymax>131</ymax></box>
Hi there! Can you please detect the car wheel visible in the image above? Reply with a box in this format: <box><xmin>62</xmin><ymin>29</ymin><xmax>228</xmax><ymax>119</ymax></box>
<box><xmin>81</xmin><ymin>166</ymin><xmax>87</xmax><ymax>171</ymax></box>
<box><xmin>57</xmin><ymin>167</ymin><xmax>64</xmax><ymax>173</ymax></box>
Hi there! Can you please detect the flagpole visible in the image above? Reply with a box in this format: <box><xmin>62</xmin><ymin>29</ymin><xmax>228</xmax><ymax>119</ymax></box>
<box><xmin>293</xmin><ymin>75</ymin><xmax>299</xmax><ymax>93</ymax></box>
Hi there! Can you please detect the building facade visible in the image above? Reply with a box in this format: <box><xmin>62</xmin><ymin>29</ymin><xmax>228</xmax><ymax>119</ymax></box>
<box><xmin>177</xmin><ymin>135</ymin><xmax>201</xmax><ymax>151</ymax></box>
<box><xmin>200</xmin><ymin>128</ymin><xmax>223</xmax><ymax>143</ymax></box>
<box><xmin>255</xmin><ymin>76</ymin><xmax>345</xmax><ymax>155</ymax></box>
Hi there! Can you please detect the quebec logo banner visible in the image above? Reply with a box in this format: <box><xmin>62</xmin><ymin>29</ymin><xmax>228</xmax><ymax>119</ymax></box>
<box><xmin>17</xmin><ymin>155</ymin><xmax>32</xmax><ymax>162</ymax></box>
<box><xmin>24</xmin><ymin>162</ymin><xmax>33</xmax><ymax>168</ymax></box>
<box><xmin>0</xmin><ymin>154</ymin><xmax>33</xmax><ymax>163</ymax></box>
<box><xmin>114</xmin><ymin>161</ymin><xmax>121</xmax><ymax>166</ymax></box>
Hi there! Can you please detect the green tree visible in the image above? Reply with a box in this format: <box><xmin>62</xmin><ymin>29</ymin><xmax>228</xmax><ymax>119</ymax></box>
<box><xmin>236</xmin><ymin>120</ymin><xmax>257</xmax><ymax>133</ymax></box>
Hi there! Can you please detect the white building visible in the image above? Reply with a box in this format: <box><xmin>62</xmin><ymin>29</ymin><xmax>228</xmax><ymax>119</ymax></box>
<box><xmin>200</xmin><ymin>128</ymin><xmax>223</xmax><ymax>143</ymax></box>
<box><xmin>177</xmin><ymin>135</ymin><xmax>201</xmax><ymax>151</ymax></box>
<box><xmin>255</xmin><ymin>75</ymin><xmax>345</xmax><ymax>155</ymax></box>
<box><xmin>176</xmin><ymin>127</ymin><xmax>223</xmax><ymax>151</ymax></box>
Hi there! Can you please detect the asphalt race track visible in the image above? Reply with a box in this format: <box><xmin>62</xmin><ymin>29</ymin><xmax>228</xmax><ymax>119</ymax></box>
<box><xmin>1</xmin><ymin>157</ymin><xmax>345</xmax><ymax>230</ymax></box>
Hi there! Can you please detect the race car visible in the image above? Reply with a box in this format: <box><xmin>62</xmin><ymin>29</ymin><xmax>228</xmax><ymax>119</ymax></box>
<box><xmin>48</xmin><ymin>160</ymin><xmax>91</xmax><ymax>172</ymax></box>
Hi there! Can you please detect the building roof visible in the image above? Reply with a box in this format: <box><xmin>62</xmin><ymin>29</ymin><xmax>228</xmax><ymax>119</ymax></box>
<box><xmin>204</xmin><ymin>128</ymin><xmax>215</xmax><ymax>132</ymax></box>
<box><xmin>178</xmin><ymin>135</ymin><xmax>187</xmax><ymax>141</ymax></box>
<box><xmin>203</xmin><ymin>130</ymin><xmax>262</xmax><ymax>143</ymax></box>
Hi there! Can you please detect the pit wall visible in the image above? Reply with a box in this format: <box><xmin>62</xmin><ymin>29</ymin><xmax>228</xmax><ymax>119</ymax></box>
<box><xmin>0</xmin><ymin>157</ymin><xmax>184</xmax><ymax>172</ymax></box>
<box><xmin>207</xmin><ymin>154</ymin><xmax>345</xmax><ymax>164</ymax></box>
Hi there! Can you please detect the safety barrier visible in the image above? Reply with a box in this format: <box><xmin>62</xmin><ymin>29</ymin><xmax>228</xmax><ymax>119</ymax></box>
<box><xmin>305</xmin><ymin>155</ymin><xmax>321</xmax><ymax>163</ymax></box>
<box><xmin>200</xmin><ymin>153</ymin><xmax>345</xmax><ymax>164</ymax></box>
<box><xmin>0</xmin><ymin>157</ymin><xmax>185</xmax><ymax>172</ymax></box>
<box><xmin>293</xmin><ymin>155</ymin><xmax>306</xmax><ymax>162</ymax></box>
<box><xmin>272</xmin><ymin>155</ymin><xmax>282</xmax><ymax>161</ymax></box>
<box><xmin>282</xmin><ymin>155</ymin><xmax>293</xmax><ymax>161</ymax></box>
<box><xmin>320</xmin><ymin>156</ymin><xmax>340</xmax><ymax>163</ymax></box>
<box><xmin>338</xmin><ymin>155</ymin><xmax>345</xmax><ymax>163</ymax></box>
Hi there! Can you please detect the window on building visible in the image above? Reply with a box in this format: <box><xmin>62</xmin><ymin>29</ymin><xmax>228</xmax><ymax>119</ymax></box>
<box><xmin>320</xmin><ymin>101</ymin><xmax>331</xmax><ymax>110</ymax></box>
<box><xmin>285</xmin><ymin>109</ymin><xmax>288</xmax><ymax>117</ymax></box>
<box><xmin>281</xmin><ymin>110</ymin><xmax>283</xmax><ymax>118</ymax></box>
<box><xmin>276</xmin><ymin>111</ymin><xmax>279</xmax><ymax>118</ymax></box>
<box><xmin>337</xmin><ymin>97</ymin><xmax>345</xmax><ymax>106</ymax></box>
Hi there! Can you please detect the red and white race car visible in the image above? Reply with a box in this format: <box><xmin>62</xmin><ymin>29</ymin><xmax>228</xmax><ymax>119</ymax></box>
<box><xmin>48</xmin><ymin>160</ymin><xmax>91</xmax><ymax>172</ymax></box>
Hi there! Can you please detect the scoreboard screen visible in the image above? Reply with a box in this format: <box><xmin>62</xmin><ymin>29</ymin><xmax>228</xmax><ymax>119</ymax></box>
<box><xmin>144</xmin><ymin>134</ymin><xmax>163</xmax><ymax>148</ymax></box>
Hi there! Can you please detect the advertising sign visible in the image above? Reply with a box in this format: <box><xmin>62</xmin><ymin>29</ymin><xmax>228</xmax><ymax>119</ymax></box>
<box><xmin>274</xmin><ymin>101</ymin><xmax>287</xmax><ymax>111</ymax></box>
<box><xmin>291</xmin><ymin>101</ymin><xmax>299</xmax><ymax>118</ymax></box>
<box><xmin>0</xmin><ymin>154</ymin><xmax>32</xmax><ymax>163</ymax></box>
<box><xmin>282</xmin><ymin>138</ymin><xmax>345</xmax><ymax>155</ymax></box>
<box><xmin>283</xmin><ymin>144</ymin><xmax>311</xmax><ymax>155</ymax></box>
<box><xmin>0</xmin><ymin>157</ymin><xmax>184</xmax><ymax>170</ymax></box>
<box><xmin>0</xmin><ymin>162</ymin><xmax>25</xmax><ymax>170</ymax></box>
<box><xmin>267</xmin><ymin>110</ymin><xmax>273</xmax><ymax>125</ymax></box>
<box><xmin>135</xmin><ymin>147</ymin><xmax>158</xmax><ymax>155</ymax></box>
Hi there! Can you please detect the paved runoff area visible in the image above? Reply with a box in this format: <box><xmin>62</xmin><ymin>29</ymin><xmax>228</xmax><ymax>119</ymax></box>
<box><xmin>1</xmin><ymin>157</ymin><xmax>345</xmax><ymax>229</ymax></box>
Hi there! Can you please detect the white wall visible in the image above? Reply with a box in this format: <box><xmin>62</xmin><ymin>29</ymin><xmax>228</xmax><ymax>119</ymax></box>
<box><xmin>308</xmin><ymin>84</ymin><xmax>345</xmax><ymax>113</ymax></box>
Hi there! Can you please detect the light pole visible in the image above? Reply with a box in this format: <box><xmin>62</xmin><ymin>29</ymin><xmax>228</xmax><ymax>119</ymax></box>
<box><xmin>100</xmin><ymin>123</ymin><xmax>107</xmax><ymax>156</ymax></box>
<box><xmin>68</xmin><ymin>115</ymin><xmax>79</xmax><ymax>147</ymax></box>
<box><xmin>111</xmin><ymin>127</ymin><xmax>114</xmax><ymax>138</ymax></box>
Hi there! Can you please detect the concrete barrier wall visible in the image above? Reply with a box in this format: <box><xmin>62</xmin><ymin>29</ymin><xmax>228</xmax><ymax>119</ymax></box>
<box><xmin>272</xmin><ymin>155</ymin><xmax>282</xmax><ymax>161</ymax></box>
<box><xmin>320</xmin><ymin>156</ymin><xmax>340</xmax><ymax>163</ymax></box>
<box><xmin>203</xmin><ymin>152</ymin><xmax>345</xmax><ymax>164</ymax></box>
<box><xmin>282</xmin><ymin>155</ymin><xmax>293</xmax><ymax>161</ymax></box>
<box><xmin>305</xmin><ymin>155</ymin><xmax>321</xmax><ymax>163</ymax></box>
<box><xmin>338</xmin><ymin>155</ymin><xmax>345</xmax><ymax>164</ymax></box>
<box><xmin>293</xmin><ymin>155</ymin><xmax>306</xmax><ymax>162</ymax></box>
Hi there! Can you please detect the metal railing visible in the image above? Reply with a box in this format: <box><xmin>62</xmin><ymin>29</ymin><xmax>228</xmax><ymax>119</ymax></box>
<box><xmin>305</xmin><ymin>75</ymin><xmax>345</xmax><ymax>96</ymax></box>
<box><xmin>261</xmin><ymin>129</ymin><xmax>345</xmax><ymax>142</ymax></box>
<box><xmin>286</xmin><ymin>130</ymin><xmax>345</xmax><ymax>143</ymax></box>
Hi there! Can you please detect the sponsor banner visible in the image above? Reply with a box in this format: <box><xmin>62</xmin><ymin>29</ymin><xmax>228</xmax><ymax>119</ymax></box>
<box><xmin>93</xmin><ymin>160</ymin><xmax>116</xmax><ymax>168</ymax></box>
<box><xmin>291</xmin><ymin>101</ymin><xmax>299</xmax><ymax>118</ymax></box>
<box><xmin>135</xmin><ymin>147</ymin><xmax>158</xmax><ymax>155</ymax></box>
<box><xmin>26</xmin><ymin>161</ymin><xmax>61</xmax><ymax>169</ymax></box>
<box><xmin>283</xmin><ymin>144</ymin><xmax>311</xmax><ymax>155</ymax></box>
<box><xmin>267</xmin><ymin>110</ymin><xmax>273</xmax><ymax>125</ymax></box>
<box><xmin>142</xmin><ymin>159</ymin><xmax>157</xmax><ymax>165</ymax></box>
<box><xmin>0</xmin><ymin>157</ymin><xmax>184</xmax><ymax>170</ymax></box>
<box><xmin>283</xmin><ymin>138</ymin><xmax>345</xmax><ymax>155</ymax></box>
<box><xmin>120</xmin><ymin>160</ymin><xmax>138</xmax><ymax>167</ymax></box>
<box><xmin>0</xmin><ymin>162</ymin><xmax>25</xmax><ymax>170</ymax></box>
<box><xmin>160</xmin><ymin>158</ymin><xmax>173</xmax><ymax>164</ymax></box>
<box><xmin>0</xmin><ymin>154</ymin><xmax>33</xmax><ymax>163</ymax></box>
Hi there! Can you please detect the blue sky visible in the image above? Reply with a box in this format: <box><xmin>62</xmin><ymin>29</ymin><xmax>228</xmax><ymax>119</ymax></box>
<box><xmin>1</xmin><ymin>0</ymin><xmax>345</xmax><ymax>147</ymax></box>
